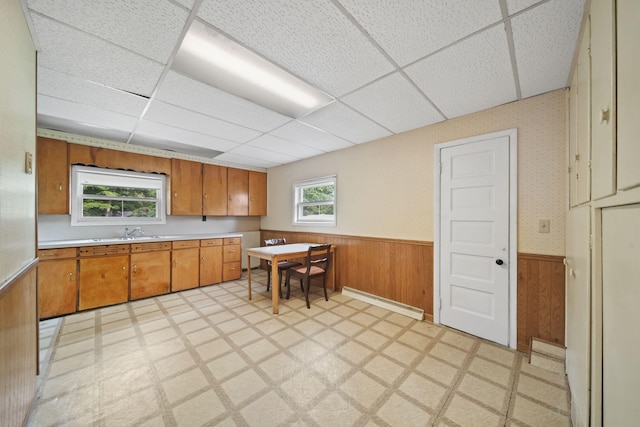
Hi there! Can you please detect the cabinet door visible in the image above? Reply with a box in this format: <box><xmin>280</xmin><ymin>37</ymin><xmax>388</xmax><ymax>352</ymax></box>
<box><xmin>171</xmin><ymin>248</ymin><xmax>200</xmax><ymax>291</ymax></box>
<box><xmin>68</xmin><ymin>144</ymin><xmax>171</xmax><ymax>175</ymax></box>
<box><xmin>590</xmin><ymin>0</ymin><xmax>617</xmax><ymax>200</ymax></box>
<box><xmin>38</xmin><ymin>259</ymin><xmax>77</xmax><ymax>318</ymax></box>
<box><xmin>37</xmin><ymin>137</ymin><xmax>69</xmax><ymax>214</ymax></box>
<box><xmin>575</xmin><ymin>20</ymin><xmax>591</xmax><ymax>205</ymax></box>
<box><xmin>569</xmin><ymin>67</ymin><xmax>579</xmax><ymax>208</ymax></box>
<box><xmin>171</xmin><ymin>159</ymin><xmax>203</xmax><ymax>215</ymax></box>
<box><xmin>223</xmin><ymin>262</ymin><xmax>242</xmax><ymax>281</ymax></box>
<box><xmin>228</xmin><ymin>168</ymin><xmax>249</xmax><ymax>216</ymax></box>
<box><xmin>78</xmin><ymin>255</ymin><xmax>129</xmax><ymax>310</ymax></box>
<box><xmin>203</xmin><ymin>164</ymin><xmax>228</xmax><ymax>215</ymax></box>
<box><xmin>131</xmin><ymin>251</ymin><xmax>170</xmax><ymax>299</ymax></box>
<box><xmin>617</xmin><ymin>0</ymin><xmax>640</xmax><ymax>190</ymax></box>
<box><xmin>248</xmin><ymin>171</ymin><xmax>267</xmax><ymax>216</ymax></box>
<box><xmin>200</xmin><ymin>246</ymin><xmax>223</xmax><ymax>286</ymax></box>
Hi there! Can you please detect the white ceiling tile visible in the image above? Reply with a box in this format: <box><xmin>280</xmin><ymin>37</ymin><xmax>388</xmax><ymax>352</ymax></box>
<box><xmin>405</xmin><ymin>25</ymin><xmax>517</xmax><ymax>119</ymax></box>
<box><xmin>38</xmin><ymin>67</ymin><xmax>148</xmax><ymax>117</ymax></box>
<box><xmin>31</xmin><ymin>15</ymin><xmax>164</xmax><ymax>96</ymax></box>
<box><xmin>247</xmin><ymin>135</ymin><xmax>324</xmax><ymax>159</ymax></box>
<box><xmin>134</xmin><ymin>120</ymin><xmax>240</xmax><ymax>152</ymax></box>
<box><xmin>270</xmin><ymin>121</ymin><xmax>354</xmax><ymax>152</ymax></box>
<box><xmin>196</xmin><ymin>0</ymin><xmax>394</xmax><ymax>97</ymax></box>
<box><xmin>156</xmin><ymin>71</ymin><xmax>292</xmax><ymax>133</ymax></box>
<box><xmin>38</xmin><ymin>116</ymin><xmax>133</xmax><ymax>143</ymax></box>
<box><xmin>214</xmin><ymin>152</ymin><xmax>280</xmax><ymax>169</ymax></box>
<box><xmin>341</xmin><ymin>72</ymin><xmax>445</xmax><ymax>133</ymax></box>
<box><xmin>511</xmin><ymin>0</ymin><xmax>585</xmax><ymax>98</ymax></box>
<box><xmin>507</xmin><ymin>0</ymin><xmax>541</xmax><ymax>15</ymax></box>
<box><xmin>27</xmin><ymin>0</ymin><xmax>188</xmax><ymax>63</ymax></box>
<box><xmin>38</xmin><ymin>95</ymin><xmax>138</xmax><ymax>132</ymax></box>
<box><xmin>338</xmin><ymin>0</ymin><xmax>502</xmax><ymax>66</ymax></box>
<box><xmin>144</xmin><ymin>101</ymin><xmax>262</xmax><ymax>143</ymax></box>
<box><xmin>228</xmin><ymin>144</ymin><xmax>301</xmax><ymax>165</ymax></box>
<box><xmin>300</xmin><ymin>102</ymin><xmax>392</xmax><ymax>144</ymax></box>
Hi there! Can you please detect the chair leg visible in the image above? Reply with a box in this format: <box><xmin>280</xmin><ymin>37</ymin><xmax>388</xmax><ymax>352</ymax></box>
<box><xmin>304</xmin><ymin>278</ymin><xmax>311</xmax><ymax>309</ymax></box>
<box><xmin>322</xmin><ymin>277</ymin><xmax>328</xmax><ymax>301</ymax></box>
<box><xmin>285</xmin><ymin>273</ymin><xmax>291</xmax><ymax>299</ymax></box>
<box><xmin>266</xmin><ymin>269</ymin><xmax>271</xmax><ymax>291</ymax></box>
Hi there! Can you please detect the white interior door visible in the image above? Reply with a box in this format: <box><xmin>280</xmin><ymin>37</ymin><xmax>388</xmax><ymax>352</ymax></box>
<box><xmin>437</xmin><ymin>133</ymin><xmax>512</xmax><ymax>346</ymax></box>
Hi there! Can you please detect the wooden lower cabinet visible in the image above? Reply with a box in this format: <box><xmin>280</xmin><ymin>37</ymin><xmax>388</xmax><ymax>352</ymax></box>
<box><xmin>130</xmin><ymin>246</ymin><xmax>171</xmax><ymax>300</ymax></box>
<box><xmin>223</xmin><ymin>237</ymin><xmax>242</xmax><ymax>281</ymax></box>
<box><xmin>78</xmin><ymin>255</ymin><xmax>129</xmax><ymax>310</ymax></box>
<box><xmin>200</xmin><ymin>239</ymin><xmax>223</xmax><ymax>286</ymax></box>
<box><xmin>38</xmin><ymin>257</ymin><xmax>77</xmax><ymax>318</ymax></box>
<box><xmin>172</xmin><ymin>241</ymin><xmax>200</xmax><ymax>291</ymax></box>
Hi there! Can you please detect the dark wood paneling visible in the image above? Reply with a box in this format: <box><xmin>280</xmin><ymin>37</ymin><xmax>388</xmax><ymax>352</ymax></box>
<box><xmin>518</xmin><ymin>253</ymin><xmax>566</xmax><ymax>353</ymax></box>
<box><xmin>263</xmin><ymin>230</ymin><xmax>565</xmax><ymax>353</ymax></box>
<box><xmin>1</xmin><ymin>261</ymin><xmax>38</xmax><ymax>427</ymax></box>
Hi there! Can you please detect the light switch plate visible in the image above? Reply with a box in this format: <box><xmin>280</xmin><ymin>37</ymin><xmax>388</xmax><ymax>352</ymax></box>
<box><xmin>25</xmin><ymin>152</ymin><xmax>33</xmax><ymax>174</ymax></box>
<box><xmin>539</xmin><ymin>219</ymin><xmax>550</xmax><ymax>233</ymax></box>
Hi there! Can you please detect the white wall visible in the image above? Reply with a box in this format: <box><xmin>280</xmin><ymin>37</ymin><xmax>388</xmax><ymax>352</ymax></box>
<box><xmin>0</xmin><ymin>0</ymin><xmax>37</xmax><ymax>283</ymax></box>
<box><xmin>263</xmin><ymin>90</ymin><xmax>567</xmax><ymax>256</ymax></box>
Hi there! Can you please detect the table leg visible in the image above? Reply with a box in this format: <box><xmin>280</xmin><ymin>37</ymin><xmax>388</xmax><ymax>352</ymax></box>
<box><xmin>247</xmin><ymin>254</ymin><xmax>252</xmax><ymax>300</ymax></box>
<box><xmin>271</xmin><ymin>257</ymin><xmax>279</xmax><ymax>314</ymax></box>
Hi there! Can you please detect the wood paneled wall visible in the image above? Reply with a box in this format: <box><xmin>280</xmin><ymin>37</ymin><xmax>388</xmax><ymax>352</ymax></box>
<box><xmin>0</xmin><ymin>261</ymin><xmax>38</xmax><ymax>427</ymax></box>
<box><xmin>262</xmin><ymin>230</ymin><xmax>565</xmax><ymax>354</ymax></box>
<box><xmin>261</xmin><ymin>230</ymin><xmax>434</xmax><ymax>318</ymax></box>
<box><xmin>517</xmin><ymin>253</ymin><xmax>566</xmax><ymax>353</ymax></box>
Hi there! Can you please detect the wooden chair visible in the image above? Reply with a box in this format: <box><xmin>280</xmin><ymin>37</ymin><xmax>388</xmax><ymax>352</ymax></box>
<box><xmin>264</xmin><ymin>238</ymin><xmax>301</xmax><ymax>296</ymax></box>
<box><xmin>285</xmin><ymin>244</ymin><xmax>331</xmax><ymax>309</ymax></box>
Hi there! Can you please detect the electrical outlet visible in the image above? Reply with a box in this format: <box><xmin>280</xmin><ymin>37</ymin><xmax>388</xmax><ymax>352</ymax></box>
<box><xmin>538</xmin><ymin>219</ymin><xmax>550</xmax><ymax>233</ymax></box>
<box><xmin>25</xmin><ymin>152</ymin><xmax>33</xmax><ymax>174</ymax></box>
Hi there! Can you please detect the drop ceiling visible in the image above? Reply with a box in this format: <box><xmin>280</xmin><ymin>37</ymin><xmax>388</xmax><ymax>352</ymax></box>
<box><xmin>24</xmin><ymin>0</ymin><xmax>585</xmax><ymax>170</ymax></box>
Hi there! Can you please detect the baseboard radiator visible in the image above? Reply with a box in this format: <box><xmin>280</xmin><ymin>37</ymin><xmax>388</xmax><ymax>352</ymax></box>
<box><xmin>342</xmin><ymin>287</ymin><xmax>424</xmax><ymax>320</ymax></box>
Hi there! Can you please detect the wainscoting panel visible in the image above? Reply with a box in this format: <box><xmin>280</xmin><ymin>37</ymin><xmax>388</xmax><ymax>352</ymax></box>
<box><xmin>261</xmin><ymin>231</ymin><xmax>564</xmax><ymax>352</ymax></box>
<box><xmin>260</xmin><ymin>230</ymin><xmax>434</xmax><ymax>318</ymax></box>
<box><xmin>517</xmin><ymin>253</ymin><xmax>566</xmax><ymax>353</ymax></box>
<box><xmin>0</xmin><ymin>260</ymin><xmax>38</xmax><ymax>427</ymax></box>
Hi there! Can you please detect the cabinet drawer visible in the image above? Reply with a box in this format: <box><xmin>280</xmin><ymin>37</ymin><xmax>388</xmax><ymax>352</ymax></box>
<box><xmin>38</xmin><ymin>247</ymin><xmax>77</xmax><ymax>260</ymax></box>
<box><xmin>223</xmin><ymin>262</ymin><xmax>242</xmax><ymax>281</ymax></box>
<box><xmin>79</xmin><ymin>245</ymin><xmax>130</xmax><ymax>256</ymax></box>
<box><xmin>224</xmin><ymin>237</ymin><xmax>242</xmax><ymax>245</ymax></box>
<box><xmin>223</xmin><ymin>245</ymin><xmax>241</xmax><ymax>263</ymax></box>
<box><xmin>131</xmin><ymin>242</ymin><xmax>171</xmax><ymax>252</ymax></box>
<box><xmin>201</xmin><ymin>238</ymin><xmax>223</xmax><ymax>247</ymax></box>
<box><xmin>172</xmin><ymin>240</ymin><xmax>200</xmax><ymax>249</ymax></box>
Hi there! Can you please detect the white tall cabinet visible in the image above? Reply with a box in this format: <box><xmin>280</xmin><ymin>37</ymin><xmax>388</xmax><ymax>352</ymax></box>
<box><xmin>566</xmin><ymin>1</ymin><xmax>640</xmax><ymax>426</ymax></box>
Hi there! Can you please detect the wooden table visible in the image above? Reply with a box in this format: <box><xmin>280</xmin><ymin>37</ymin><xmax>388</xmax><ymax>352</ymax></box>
<box><xmin>246</xmin><ymin>243</ymin><xmax>335</xmax><ymax>314</ymax></box>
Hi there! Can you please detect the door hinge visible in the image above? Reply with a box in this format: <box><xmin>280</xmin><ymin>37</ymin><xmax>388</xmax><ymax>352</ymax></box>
<box><xmin>588</xmin><ymin>235</ymin><xmax>593</xmax><ymax>249</ymax></box>
<box><xmin>439</xmin><ymin>163</ymin><xmax>443</xmax><ymax>174</ymax></box>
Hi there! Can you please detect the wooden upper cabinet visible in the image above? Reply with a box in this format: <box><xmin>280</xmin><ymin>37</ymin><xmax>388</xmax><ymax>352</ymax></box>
<box><xmin>68</xmin><ymin>144</ymin><xmax>171</xmax><ymax>175</ymax></box>
<box><xmin>37</xmin><ymin>137</ymin><xmax>69</xmax><ymax>214</ymax></box>
<box><xmin>249</xmin><ymin>171</ymin><xmax>267</xmax><ymax>216</ymax></box>
<box><xmin>171</xmin><ymin>159</ymin><xmax>203</xmax><ymax>215</ymax></box>
<box><xmin>203</xmin><ymin>164</ymin><xmax>228</xmax><ymax>215</ymax></box>
<box><xmin>228</xmin><ymin>168</ymin><xmax>249</xmax><ymax>216</ymax></box>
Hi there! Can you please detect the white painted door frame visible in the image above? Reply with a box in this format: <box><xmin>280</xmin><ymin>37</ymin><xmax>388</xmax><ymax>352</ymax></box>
<box><xmin>433</xmin><ymin>128</ymin><xmax>518</xmax><ymax>349</ymax></box>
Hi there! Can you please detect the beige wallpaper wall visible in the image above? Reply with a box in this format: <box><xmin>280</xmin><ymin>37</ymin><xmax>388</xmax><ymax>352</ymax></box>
<box><xmin>262</xmin><ymin>89</ymin><xmax>567</xmax><ymax>256</ymax></box>
<box><xmin>0</xmin><ymin>1</ymin><xmax>37</xmax><ymax>283</ymax></box>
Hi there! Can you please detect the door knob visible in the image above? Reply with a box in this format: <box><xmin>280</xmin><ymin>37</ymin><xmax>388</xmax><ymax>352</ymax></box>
<box><xmin>496</xmin><ymin>259</ymin><xmax>504</xmax><ymax>265</ymax></box>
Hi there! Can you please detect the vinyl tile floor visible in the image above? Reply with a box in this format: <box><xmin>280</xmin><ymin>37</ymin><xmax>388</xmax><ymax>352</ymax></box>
<box><xmin>28</xmin><ymin>270</ymin><xmax>571</xmax><ymax>426</ymax></box>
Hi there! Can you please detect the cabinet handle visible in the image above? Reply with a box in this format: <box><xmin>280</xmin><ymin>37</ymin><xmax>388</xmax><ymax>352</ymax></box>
<box><xmin>201</xmin><ymin>257</ymin><xmax>205</xmax><ymax>264</ymax></box>
<box><xmin>228</xmin><ymin>249</ymin><xmax>236</xmax><ymax>253</ymax></box>
<box><xmin>229</xmin><ymin>195</ymin><xmax>232</xmax><ymax>201</ymax></box>
<box><xmin>58</xmin><ymin>184</ymin><xmax>63</xmax><ymax>192</ymax></box>
<box><xmin>174</xmin><ymin>192</ymin><xmax>178</xmax><ymax>198</ymax></box>
<box><xmin>123</xmin><ymin>266</ymin><xmax>126</xmax><ymax>273</ymax></box>
<box><xmin>204</xmin><ymin>193</ymin><xmax>208</xmax><ymax>199</ymax></box>
<box><xmin>41</xmin><ymin>253</ymin><xmax>55</xmax><ymax>257</ymax></box>
<box><xmin>600</xmin><ymin>108</ymin><xmax>610</xmax><ymax>124</ymax></box>
<box><xmin>174</xmin><ymin>260</ymin><xmax>177</xmax><ymax>267</ymax></box>
<box><xmin>133</xmin><ymin>264</ymin><xmax>137</xmax><ymax>273</ymax></box>
<box><xmin>68</xmin><ymin>272</ymin><xmax>73</xmax><ymax>281</ymax></box>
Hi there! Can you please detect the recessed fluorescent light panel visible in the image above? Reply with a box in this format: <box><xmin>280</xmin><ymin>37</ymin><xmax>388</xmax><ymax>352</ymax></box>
<box><xmin>173</xmin><ymin>20</ymin><xmax>334</xmax><ymax>118</ymax></box>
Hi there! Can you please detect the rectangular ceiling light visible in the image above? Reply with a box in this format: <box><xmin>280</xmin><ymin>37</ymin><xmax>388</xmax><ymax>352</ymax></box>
<box><xmin>172</xmin><ymin>20</ymin><xmax>334</xmax><ymax>118</ymax></box>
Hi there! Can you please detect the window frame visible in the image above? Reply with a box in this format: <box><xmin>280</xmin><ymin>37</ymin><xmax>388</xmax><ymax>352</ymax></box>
<box><xmin>292</xmin><ymin>175</ymin><xmax>336</xmax><ymax>226</ymax></box>
<box><xmin>70</xmin><ymin>165</ymin><xmax>166</xmax><ymax>226</ymax></box>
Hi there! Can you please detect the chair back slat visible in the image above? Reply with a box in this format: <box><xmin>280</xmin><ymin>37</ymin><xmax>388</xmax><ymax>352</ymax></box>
<box><xmin>302</xmin><ymin>244</ymin><xmax>331</xmax><ymax>276</ymax></box>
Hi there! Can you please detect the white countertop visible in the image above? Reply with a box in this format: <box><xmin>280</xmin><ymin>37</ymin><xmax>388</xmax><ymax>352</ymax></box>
<box><xmin>38</xmin><ymin>233</ymin><xmax>243</xmax><ymax>249</ymax></box>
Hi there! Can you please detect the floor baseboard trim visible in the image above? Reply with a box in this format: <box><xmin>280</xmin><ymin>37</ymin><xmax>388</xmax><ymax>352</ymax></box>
<box><xmin>342</xmin><ymin>287</ymin><xmax>424</xmax><ymax>320</ymax></box>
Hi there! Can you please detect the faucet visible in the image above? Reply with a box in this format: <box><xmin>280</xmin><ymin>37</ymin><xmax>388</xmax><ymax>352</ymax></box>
<box><xmin>124</xmin><ymin>227</ymin><xmax>144</xmax><ymax>239</ymax></box>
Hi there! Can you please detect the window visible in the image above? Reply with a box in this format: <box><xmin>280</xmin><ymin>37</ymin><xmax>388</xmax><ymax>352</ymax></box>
<box><xmin>71</xmin><ymin>165</ymin><xmax>166</xmax><ymax>226</ymax></box>
<box><xmin>293</xmin><ymin>175</ymin><xmax>336</xmax><ymax>226</ymax></box>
